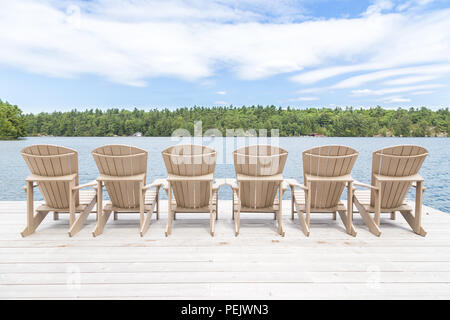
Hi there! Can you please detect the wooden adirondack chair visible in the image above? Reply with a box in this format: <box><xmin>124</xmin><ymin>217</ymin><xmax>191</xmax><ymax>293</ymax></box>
<box><xmin>232</xmin><ymin>145</ymin><xmax>288</xmax><ymax>236</ymax></box>
<box><xmin>91</xmin><ymin>145</ymin><xmax>162</xmax><ymax>237</ymax></box>
<box><xmin>288</xmin><ymin>145</ymin><xmax>358</xmax><ymax>237</ymax></box>
<box><xmin>162</xmin><ymin>144</ymin><xmax>218</xmax><ymax>237</ymax></box>
<box><xmin>21</xmin><ymin>144</ymin><xmax>97</xmax><ymax>237</ymax></box>
<box><xmin>353</xmin><ymin>145</ymin><xmax>428</xmax><ymax>237</ymax></box>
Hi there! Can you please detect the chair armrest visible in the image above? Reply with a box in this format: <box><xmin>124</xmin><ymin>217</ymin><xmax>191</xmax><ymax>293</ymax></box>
<box><xmin>373</xmin><ymin>173</ymin><xmax>424</xmax><ymax>182</ymax></box>
<box><xmin>212</xmin><ymin>179</ymin><xmax>227</xmax><ymax>191</ymax></box>
<box><xmin>96</xmin><ymin>173</ymin><xmax>145</xmax><ymax>182</ymax></box>
<box><xmin>26</xmin><ymin>173</ymin><xmax>77</xmax><ymax>182</ymax></box>
<box><xmin>285</xmin><ymin>178</ymin><xmax>308</xmax><ymax>191</ymax></box>
<box><xmin>22</xmin><ymin>182</ymin><xmax>39</xmax><ymax>191</ymax></box>
<box><xmin>72</xmin><ymin>181</ymin><xmax>97</xmax><ymax>191</ymax></box>
<box><xmin>167</xmin><ymin>173</ymin><xmax>213</xmax><ymax>182</ymax></box>
<box><xmin>412</xmin><ymin>183</ymin><xmax>426</xmax><ymax>191</ymax></box>
<box><xmin>142</xmin><ymin>179</ymin><xmax>166</xmax><ymax>191</ymax></box>
<box><xmin>305</xmin><ymin>174</ymin><xmax>353</xmax><ymax>182</ymax></box>
<box><xmin>228</xmin><ymin>178</ymin><xmax>238</xmax><ymax>190</ymax></box>
<box><xmin>353</xmin><ymin>180</ymin><xmax>379</xmax><ymax>190</ymax></box>
<box><xmin>281</xmin><ymin>180</ymin><xmax>289</xmax><ymax>192</ymax></box>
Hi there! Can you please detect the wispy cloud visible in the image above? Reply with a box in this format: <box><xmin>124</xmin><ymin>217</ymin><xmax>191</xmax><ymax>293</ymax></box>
<box><xmin>216</xmin><ymin>91</ymin><xmax>227</xmax><ymax>95</ymax></box>
<box><xmin>411</xmin><ymin>90</ymin><xmax>435</xmax><ymax>95</ymax></box>
<box><xmin>383</xmin><ymin>75</ymin><xmax>439</xmax><ymax>85</ymax></box>
<box><xmin>213</xmin><ymin>100</ymin><xmax>228</xmax><ymax>105</ymax></box>
<box><xmin>364</xmin><ymin>0</ymin><xmax>394</xmax><ymax>16</ymax></box>
<box><xmin>382</xmin><ymin>96</ymin><xmax>412</xmax><ymax>103</ymax></box>
<box><xmin>351</xmin><ymin>83</ymin><xmax>444</xmax><ymax>96</ymax></box>
<box><xmin>332</xmin><ymin>64</ymin><xmax>450</xmax><ymax>89</ymax></box>
<box><xmin>288</xmin><ymin>96</ymin><xmax>319</xmax><ymax>101</ymax></box>
<box><xmin>0</xmin><ymin>0</ymin><xmax>449</xmax><ymax>98</ymax></box>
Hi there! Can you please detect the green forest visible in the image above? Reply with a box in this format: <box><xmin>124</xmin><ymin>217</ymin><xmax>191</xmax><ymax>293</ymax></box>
<box><xmin>0</xmin><ymin>101</ymin><xmax>27</xmax><ymax>139</ymax></box>
<box><xmin>1</xmin><ymin>100</ymin><xmax>449</xmax><ymax>139</ymax></box>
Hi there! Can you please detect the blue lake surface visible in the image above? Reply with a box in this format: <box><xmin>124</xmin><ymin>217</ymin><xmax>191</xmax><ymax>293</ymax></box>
<box><xmin>1</xmin><ymin>137</ymin><xmax>448</xmax><ymax>213</ymax></box>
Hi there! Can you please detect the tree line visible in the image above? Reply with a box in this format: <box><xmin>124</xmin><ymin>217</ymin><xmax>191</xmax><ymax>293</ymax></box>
<box><xmin>0</xmin><ymin>100</ymin><xmax>27</xmax><ymax>139</ymax></box>
<box><xmin>1</xmin><ymin>100</ymin><xmax>449</xmax><ymax>139</ymax></box>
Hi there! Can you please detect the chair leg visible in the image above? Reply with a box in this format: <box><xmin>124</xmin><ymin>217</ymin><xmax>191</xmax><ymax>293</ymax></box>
<box><xmin>297</xmin><ymin>211</ymin><xmax>310</xmax><ymax>237</ymax></box>
<box><xmin>21</xmin><ymin>182</ymin><xmax>49</xmax><ymax>237</ymax></box>
<box><xmin>216</xmin><ymin>200</ymin><xmax>218</xmax><ymax>221</ymax></box>
<box><xmin>234</xmin><ymin>209</ymin><xmax>240</xmax><ymax>236</ymax></box>
<box><xmin>277</xmin><ymin>211</ymin><xmax>285</xmax><ymax>237</ymax></box>
<box><xmin>92</xmin><ymin>211</ymin><xmax>111</xmax><ymax>237</ymax></box>
<box><xmin>140</xmin><ymin>211</ymin><xmax>154</xmax><ymax>237</ymax></box>
<box><xmin>53</xmin><ymin>212</ymin><xmax>59</xmax><ymax>220</ymax></box>
<box><xmin>332</xmin><ymin>212</ymin><xmax>337</xmax><ymax>220</ymax></box>
<box><xmin>400</xmin><ymin>210</ymin><xmax>427</xmax><ymax>237</ymax></box>
<box><xmin>291</xmin><ymin>192</ymin><xmax>295</xmax><ymax>220</ymax></box>
<box><xmin>354</xmin><ymin>197</ymin><xmax>381</xmax><ymax>237</ymax></box>
<box><xmin>165</xmin><ymin>210</ymin><xmax>173</xmax><ymax>237</ymax></box>
<box><xmin>69</xmin><ymin>197</ymin><xmax>96</xmax><ymax>237</ymax></box>
<box><xmin>68</xmin><ymin>211</ymin><xmax>89</xmax><ymax>237</ymax></box>
<box><xmin>390</xmin><ymin>211</ymin><xmax>396</xmax><ymax>220</ymax></box>
<box><xmin>210</xmin><ymin>211</ymin><xmax>215</xmax><ymax>237</ymax></box>
<box><xmin>113</xmin><ymin>212</ymin><xmax>118</xmax><ymax>220</ymax></box>
<box><xmin>338</xmin><ymin>210</ymin><xmax>357</xmax><ymax>237</ymax></box>
<box><xmin>156</xmin><ymin>193</ymin><xmax>160</xmax><ymax>220</ymax></box>
<box><xmin>21</xmin><ymin>211</ymin><xmax>49</xmax><ymax>237</ymax></box>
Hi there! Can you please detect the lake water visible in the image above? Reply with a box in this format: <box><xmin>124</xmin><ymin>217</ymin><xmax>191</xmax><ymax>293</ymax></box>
<box><xmin>1</xmin><ymin>137</ymin><xmax>448</xmax><ymax>213</ymax></box>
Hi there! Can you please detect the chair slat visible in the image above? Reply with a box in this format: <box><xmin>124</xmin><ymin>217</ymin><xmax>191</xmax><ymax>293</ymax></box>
<box><xmin>92</xmin><ymin>145</ymin><xmax>148</xmax><ymax>209</ymax></box>
<box><xmin>370</xmin><ymin>145</ymin><xmax>428</xmax><ymax>209</ymax></box>
<box><xmin>21</xmin><ymin>144</ymin><xmax>79</xmax><ymax>209</ymax></box>
<box><xmin>302</xmin><ymin>145</ymin><xmax>358</xmax><ymax>209</ymax></box>
<box><xmin>162</xmin><ymin>145</ymin><xmax>216</xmax><ymax>209</ymax></box>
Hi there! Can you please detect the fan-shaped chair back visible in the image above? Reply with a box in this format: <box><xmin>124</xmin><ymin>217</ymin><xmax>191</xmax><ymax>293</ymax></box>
<box><xmin>21</xmin><ymin>144</ymin><xmax>79</xmax><ymax>209</ymax></box>
<box><xmin>233</xmin><ymin>145</ymin><xmax>288</xmax><ymax>208</ymax></box>
<box><xmin>92</xmin><ymin>145</ymin><xmax>147</xmax><ymax>209</ymax></box>
<box><xmin>302</xmin><ymin>145</ymin><xmax>358</xmax><ymax>209</ymax></box>
<box><xmin>371</xmin><ymin>145</ymin><xmax>428</xmax><ymax>208</ymax></box>
<box><xmin>162</xmin><ymin>144</ymin><xmax>217</xmax><ymax>208</ymax></box>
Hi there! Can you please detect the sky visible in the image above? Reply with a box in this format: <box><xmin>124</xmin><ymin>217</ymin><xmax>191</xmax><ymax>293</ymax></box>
<box><xmin>0</xmin><ymin>0</ymin><xmax>449</xmax><ymax>113</ymax></box>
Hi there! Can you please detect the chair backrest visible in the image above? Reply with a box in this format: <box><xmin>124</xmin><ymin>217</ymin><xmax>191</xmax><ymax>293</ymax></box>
<box><xmin>371</xmin><ymin>145</ymin><xmax>428</xmax><ymax>209</ymax></box>
<box><xmin>21</xmin><ymin>144</ymin><xmax>79</xmax><ymax>209</ymax></box>
<box><xmin>92</xmin><ymin>145</ymin><xmax>148</xmax><ymax>209</ymax></box>
<box><xmin>162</xmin><ymin>144</ymin><xmax>217</xmax><ymax>209</ymax></box>
<box><xmin>302</xmin><ymin>145</ymin><xmax>358</xmax><ymax>209</ymax></box>
<box><xmin>233</xmin><ymin>145</ymin><xmax>288</xmax><ymax>208</ymax></box>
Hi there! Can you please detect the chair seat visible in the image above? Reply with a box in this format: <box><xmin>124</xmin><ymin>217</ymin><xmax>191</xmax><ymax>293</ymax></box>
<box><xmin>104</xmin><ymin>189</ymin><xmax>158</xmax><ymax>212</ymax></box>
<box><xmin>171</xmin><ymin>193</ymin><xmax>217</xmax><ymax>213</ymax></box>
<box><xmin>37</xmin><ymin>190</ymin><xmax>97</xmax><ymax>212</ymax></box>
<box><xmin>233</xmin><ymin>190</ymin><xmax>280</xmax><ymax>213</ymax></box>
<box><xmin>353</xmin><ymin>189</ymin><xmax>411</xmax><ymax>212</ymax></box>
<box><xmin>293</xmin><ymin>189</ymin><xmax>345</xmax><ymax>212</ymax></box>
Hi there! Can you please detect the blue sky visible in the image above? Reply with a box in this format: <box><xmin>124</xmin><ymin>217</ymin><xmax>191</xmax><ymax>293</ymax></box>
<box><xmin>1</xmin><ymin>0</ymin><xmax>449</xmax><ymax>113</ymax></box>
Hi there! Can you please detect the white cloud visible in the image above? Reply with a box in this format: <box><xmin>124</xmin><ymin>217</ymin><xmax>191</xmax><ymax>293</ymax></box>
<box><xmin>288</xmin><ymin>96</ymin><xmax>319</xmax><ymax>101</ymax></box>
<box><xmin>213</xmin><ymin>100</ymin><xmax>228</xmax><ymax>105</ymax></box>
<box><xmin>216</xmin><ymin>91</ymin><xmax>227</xmax><ymax>95</ymax></box>
<box><xmin>397</xmin><ymin>0</ymin><xmax>435</xmax><ymax>12</ymax></box>
<box><xmin>412</xmin><ymin>90</ymin><xmax>435</xmax><ymax>95</ymax></box>
<box><xmin>383</xmin><ymin>96</ymin><xmax>412</xmax><ymax>103</ymax></box>
<box><xmin>332</xmin><ymin>64</ymin><xmax>450</xmax><ymax>88</ymax></box>
<box><xmin>0</xmin><ymin>0</ymin><xmax>449</xmax><ymax>89</ymax></box>
<box><xmin>351</xmin><ymin>89</ymin><xmax>374</xmax><ymax>95</ymax></box>
<box><xmin>351</xmin><ymin>83</ymin><xmax>444</xmax><ymax>96</ymax></box>
<box><xmin>364</xmin><ymin>0</ymin><xmax>394</xmax><ymax>16</ymax></box>
<box><xmin>383</xmin><ymin>75</ymin><xmax>439</xmax><ymax>85</ymax></box>
<box><xmin>296</xmin><ymin>87</ymin><xmax>324</xmax><ymax>94</ymax></box>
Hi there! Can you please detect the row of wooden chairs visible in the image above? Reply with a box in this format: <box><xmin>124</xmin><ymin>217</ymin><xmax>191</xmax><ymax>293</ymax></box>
<box><xmin>20</xmin><ymin>144</ymin><xmax>428</xmax><ymax>238</ymax></box>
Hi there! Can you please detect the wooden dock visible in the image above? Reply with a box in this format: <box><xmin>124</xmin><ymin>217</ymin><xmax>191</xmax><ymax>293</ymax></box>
<box><xmin>0</xmin><ymin>200</ymin><xmax>449</xmax><ymax>299</ymax></box>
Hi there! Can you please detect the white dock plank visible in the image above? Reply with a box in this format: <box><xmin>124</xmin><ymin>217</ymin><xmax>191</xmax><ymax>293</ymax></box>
<box><xmin>0</xmin><ymin>200</ymin><xmax>449</xmax><ymax>299</ymax></box>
